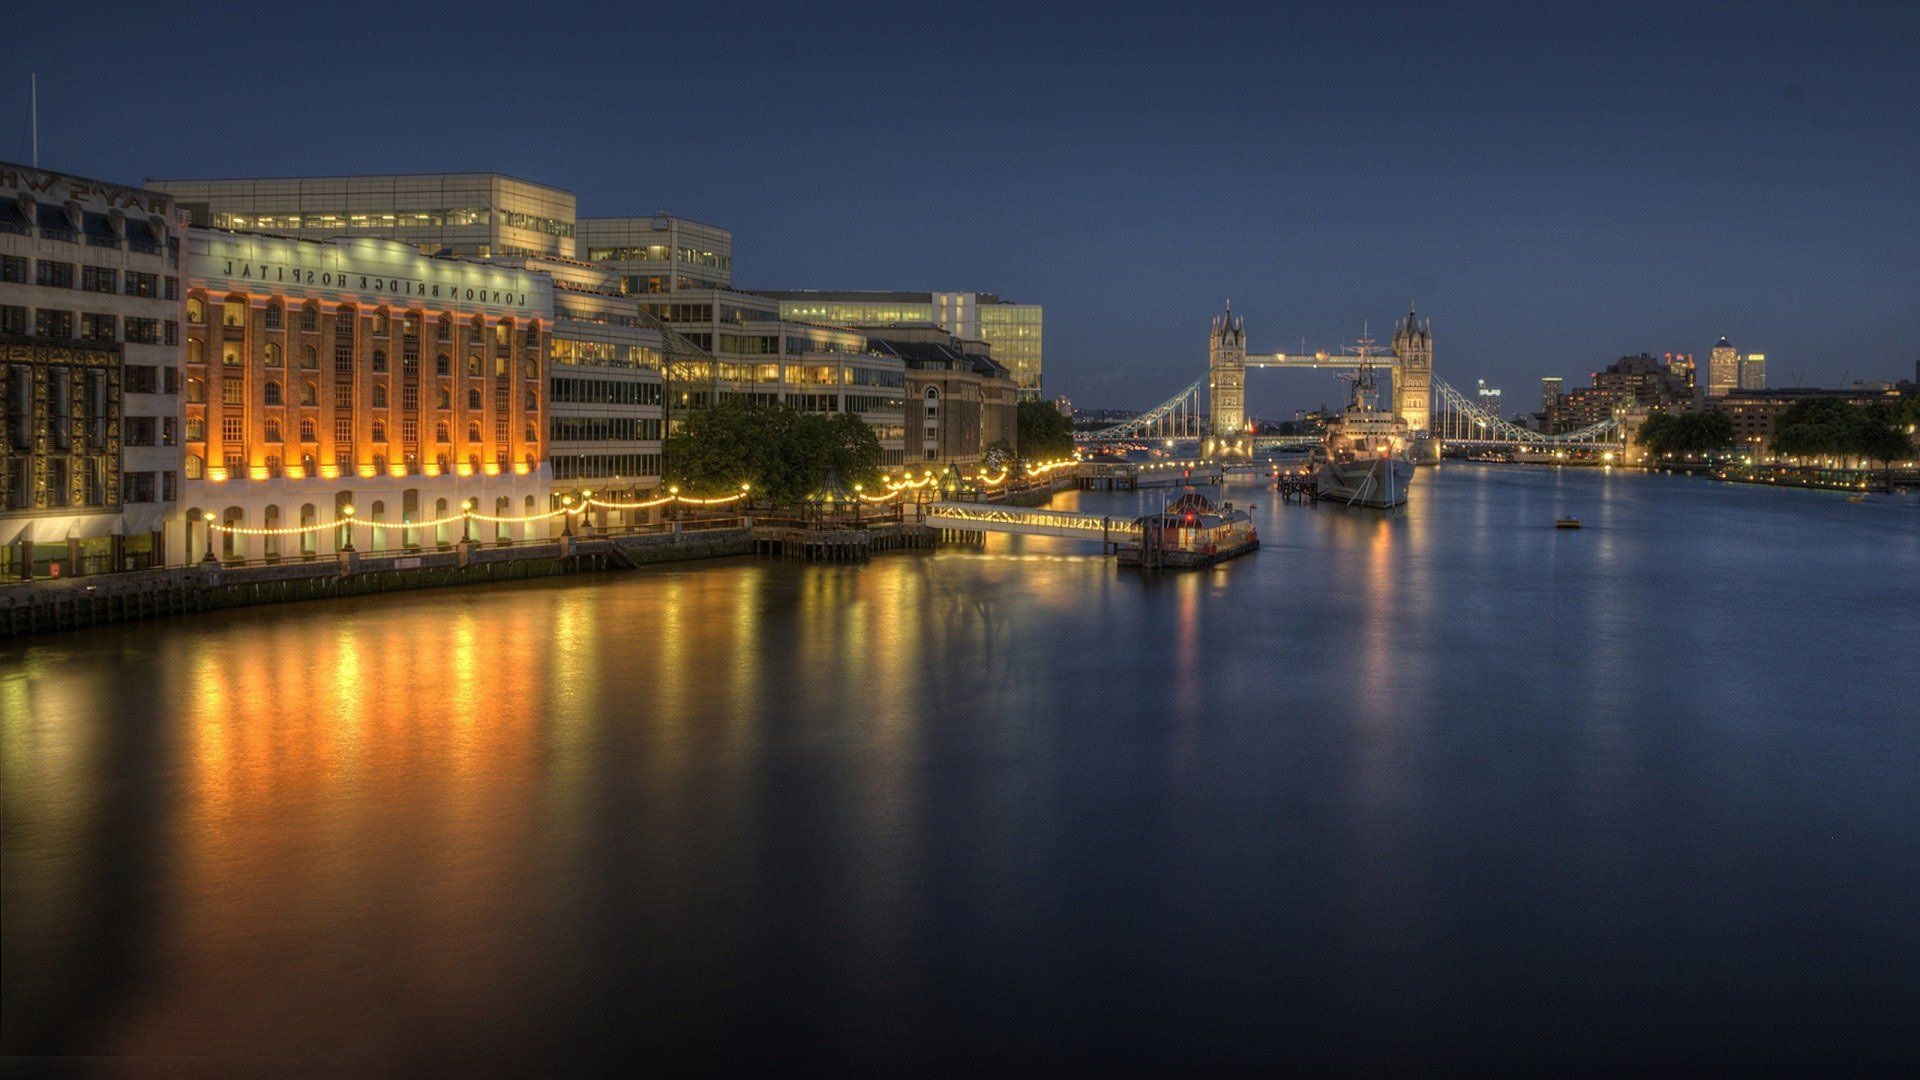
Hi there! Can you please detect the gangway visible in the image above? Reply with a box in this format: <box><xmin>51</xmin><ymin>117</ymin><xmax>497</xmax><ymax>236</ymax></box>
<box><xmin>923</xmin><ymin>502</ymin><xmax>1118</xmax><ymax>544</ymax></box>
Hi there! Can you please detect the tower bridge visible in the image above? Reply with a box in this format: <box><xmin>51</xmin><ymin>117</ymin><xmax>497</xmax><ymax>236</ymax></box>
<box><xmin>1078</xmin><ymin>305</ymin><xmax>1621</xmax><ymax>453</ymax></box>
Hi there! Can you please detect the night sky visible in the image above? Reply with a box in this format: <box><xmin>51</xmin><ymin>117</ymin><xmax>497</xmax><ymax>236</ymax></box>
<box><xmin>9</xmin><ymin>1</ymin><xmax>1917</xmax><ymax>416</ymax></box>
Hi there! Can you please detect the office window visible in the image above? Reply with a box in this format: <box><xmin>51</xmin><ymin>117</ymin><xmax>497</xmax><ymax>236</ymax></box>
<box><xmin>82</xmin><ymin>266</ymin><xmax>118</xmax><ymax>293</ymax></box>
<box><xmin>36</xmin><ymin>261</ymin><xmax>75</xmax><ymax>289</ymax></box>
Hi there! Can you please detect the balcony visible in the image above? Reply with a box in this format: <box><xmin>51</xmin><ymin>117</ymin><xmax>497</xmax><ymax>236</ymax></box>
<box><xmin>127</xmin><ymin>240</ymin><xmax>161</xmax><ymax>256</ymax></box>
<box><xmin>39</xmin><ymin>227</ymin><xmax>78</xmax><ymax>244</ymax></box>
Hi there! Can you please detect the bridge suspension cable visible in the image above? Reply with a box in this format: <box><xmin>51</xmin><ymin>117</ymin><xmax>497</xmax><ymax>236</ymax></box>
<box><xmin>1430</xmin><ymin>378</ymin><xmax>1622</xmax><ymax>446</ymax></box>
<box><xmin>1078</xmin><ymin>376</ymin><xmax>1207</xmax><ymax>442</ymax></box>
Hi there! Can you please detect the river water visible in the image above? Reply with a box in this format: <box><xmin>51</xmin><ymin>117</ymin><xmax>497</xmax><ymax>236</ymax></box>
<box><xmin>4</xmin><ymin>465</ymin><xmax>1917</xmax><ymax>1073</ymax></box>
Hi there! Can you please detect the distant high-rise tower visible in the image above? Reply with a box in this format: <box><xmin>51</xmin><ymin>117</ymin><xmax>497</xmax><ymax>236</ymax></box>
<box><xmin>1208</xmin><ymin>302</ymin><xmax>1246</xmax><ymax>439</ymax></box>
<box><xmin>1541</xmin><ymin>376</ymin><xmax>1565</xmax><ymax>414</ymax></box>
<box><xmin>1392</xmin><ymin>305</ymin><xmax>1432</xmax><ymax>432</ymax></box>
<box><xmin>1476</xmin><ymin>379</ymin><xmax>1503</xmax><ymax>419</ymax></box>
<box><xmin>1739</xmin><ymin>353</ymin><xmax>1766</xmax><ymax>390</ymax></box>
<box><xmin>1708</xmin><ymin>337</ymin><xmax>1739</xmax><ymax>396</ymax></box>
<box><xmin>1665</xmin><ymin>352</ymin><xmax>1696</xmax><ymax>391</ymax></box>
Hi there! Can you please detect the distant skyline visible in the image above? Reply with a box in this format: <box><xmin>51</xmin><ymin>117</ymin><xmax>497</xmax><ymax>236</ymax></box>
<box><xmin>9</xmin><ymin>0</ymin><xmax>1916</xmax><ymax>415</ymax></box>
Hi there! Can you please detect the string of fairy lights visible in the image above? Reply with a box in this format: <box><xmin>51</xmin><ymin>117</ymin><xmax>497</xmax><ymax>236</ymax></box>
<box><xmin>202</xmin><ymin>457</ymin><xmax>1083</xmax><ymax>537</ymax></box>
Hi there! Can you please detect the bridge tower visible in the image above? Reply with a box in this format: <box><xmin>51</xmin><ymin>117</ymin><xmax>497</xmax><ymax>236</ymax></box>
<box><xmin>1207</xmin><ymin>301</ymin><xmax>1247</xmax><ymax>448</ymax></box>
<box><xmin>1392</xmin><ymin>304</ymin><xmax>1432</xmax><ymax>433</ymax></box>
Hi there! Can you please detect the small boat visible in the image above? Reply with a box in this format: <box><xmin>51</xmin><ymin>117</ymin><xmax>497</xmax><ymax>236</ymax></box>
<box><xmin>1847</xmin><ymin>494</ymin><xmax>1866</xmax><ymax>504</ymax></box>
<box><xmin>1556</xmin><ymin>516</ymin><xmax>1582</xmax><ymax>529</ymax></box>
<box><xmin>1117</xmin><ymin>493</ymin><xmax>1258</xmax><ymax>569</ymax></box>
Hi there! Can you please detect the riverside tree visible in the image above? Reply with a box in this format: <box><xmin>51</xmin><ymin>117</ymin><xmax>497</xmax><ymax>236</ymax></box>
<box><xmin>1016</xmin><ymin>399</ymin><xmax>1076</xmax><ymax>462</ymax></box>
<box><xmin>666</xmin><ymin>400</ymin><xmax>884</xmax><ymax>505</ymax></box>
<box><xmin>1636</xmin><ymin>410</ymin><xmax>1736</xmax><ymax>460</ymax></box>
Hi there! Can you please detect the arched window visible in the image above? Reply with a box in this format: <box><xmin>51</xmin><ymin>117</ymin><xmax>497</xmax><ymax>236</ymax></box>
<box><xmin>523</xmin><ymin>359</ymin><xmax>538</xmax><ymax>378</ymax></box>
<box><xmin>435</xmin><ymin>454</ymin><xmax>449</xmax><ymax>477</ymax></box>
<box><xmin>523</xmin><ymin>389</ymin><xmax>537</xmax><ymax>411</ymax></box>
<box><xmin>496</xmin><ymin>320</ymin><xmax>512</xmax><ymax>346</ymax></box>
<box><xmin>222</xmin><ymin>296</ymin><xmax>247</xmax><ymax>328</ymax></box>
<box><xmin>262</xmin><ymin>505</ymin><xmax>281</xmax><ymax>558</ymax></box>
<box><xmin>372</xmin><ymin>384</ymin><xmax>388</xmax><ymax>408</ymax></box>
<box><xmin>300</xmin><ymin>417</ymin><xmax>316</xmax><ymax>441</ymax></box>
<box><xmin>264</xmin><ymin>342</ymin><xmax>282</xmax><ymax>367</ymax></box>
<box><xmin>470</xmin><ymin>316</ymin><xmax>486</xmax><ymax>341</ymax></box>
<box><xmin>436</xmin><ymin>421</ymin><xmax>450</xmax><ymax>443</ymax></box>
<box><xmin>301</xmin><ymin>452</ymin><xmax>316</xmax><ymax>476</ymax></box>
<box><xmin>524</xmin><ymin>424</ymin><xmax>537</xmax><ymax>444</ymax></box>
<box><xmin>335</xmin><ymin>305</ymin><xmax>356</xmax><ymax>336</ymax></box>
<box><xmin>301</xmin><ymin>344</ymin><xmax>318</xmax><ymax>369</ymax></box>
<box><xmin>434</xmin><ymin>498</ymin><xmax>450</xmax><ymax>546</ymax></box>
<box><xmin>264</xmin><ymin>379</ymin><xmax>283</xmax><ymax>406</ymax></box>
<box><xmin>185</xmin><ymin>376</ymin><xmax>205</xmax><ymax>403</ymax></box>
<box><xmin>437</xmin><ymin>314</ymin><xmax>452</xmax><ymax>342</ymax></box>
<box><xmin>469</xmin><ymin>454</ymin><xmax>481</xmax><ymax>475</ymax></box>
<box><xmin>436</xmin><ymin>387</ymin><xmax>451</xmax><ymax>409</ymax></box>
<box><xmin>220</xmin><ymin>506</ymin><xmax>244</xmax><ymax>559</ymax></box>
<box><xmin>265</xmin><ymin>454</ymin><xmax>282</xmax><ymax>477</ymax></box>
<box><xmin>467</xmin><ymin>389</ymin><xmax>482</xmax><ymax>410</ymax></box>
<box><xmin>494</xmin><ymin>496</ymin><xmax>510</xmax><ymax>541</ymax></box>
<box><xmin>402</xmin><ymin>311</ymin><xmax>420</xmax><ymax>339</ymax></box>
<box><xmin>467</xmin><ymin>422</ymin><xmax>481</xmax><ymax>443</ymax></box>
<box><xmin>466</xmin><ymin>355</ymin><xmax>481</xmax><ymax>377</ymax></box>
<box><xmin>300</xmin><ymin>301</ymin><xmax>319</xmax><ymax>332</ymax></box>
<box><xmin>372</xmin><ymin>349</ymin><xmax>388</xmax><ymax>373</ymax></box>
<box><xmin>371</xmin><ymin>309</ymin><xmax>388</xmax><ymax>336</ymax></box>
<box><xmin>372</xmin><ymin>454</ymin><xmax>387</xmax><ymax>476</ymax></box>
<box><xmin>265</xmin><ymin>301</ymin><xmax>283</xmax><ymax>330</ymax></box>
<box><xmin>264</xmin><ymin>418</ymin><xmax>283</xmax><ymax>442</ymax></box>
<box><xmin>301</xmin><ymin>382</ymin><xmax>317</xmax><ymax>406</ymax></box>
<box><xmin>187</xmin><ymin>339</ymin><xmax>205</xmax><ymax>364</ymax></box>
<box><xmin>494</xmin><ymin>355</ymin><xmax>508</xmax><ymax>378</ymax></box>
<box><xmin>525</xmin><ymin>450</ymin><xmax>537</xmax><ymax>471</ymax></box>
<box><xmin>435</xmin><ymin>353</ymin><xmax>450</xmax><ymax>376</ymax></box>
<box><xmin>186</xmin><ymin>296</ymin><xmax>206</xmax><ymax>323</ymax></box>
<box><xmin>523</xmin><ymin>319</ymin><xmax>540</xmax><ymax>345</ymax></box>
<box><xmin>300</xmin><ymin>503</ymin><xmax>317</xmax><ymax>556</ymax></box>
<box><xmin>185</xmin><ymin>453</ymin><xmax>204</xmax><ymax>479</ymax></box>
<box><xmin>372</xmin><ymin>421</ymin><xmax>387</xmax><ymax>443</ymax></box>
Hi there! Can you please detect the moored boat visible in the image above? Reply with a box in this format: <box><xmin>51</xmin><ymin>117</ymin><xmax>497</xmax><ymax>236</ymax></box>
<box><xmin>1117</xmin><ymin>492</ymin><xmax>1257</xmax><ymax>569</ymax></box>
<box><xmin>1314</xmin><ymin>336</ymin><xmax>1416</xmax><ymax>508</ymax></box>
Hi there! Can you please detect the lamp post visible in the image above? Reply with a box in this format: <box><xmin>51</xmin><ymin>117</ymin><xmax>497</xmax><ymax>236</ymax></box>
<box><xmin>853</xmin><ymin>483</ymin><xmax>863</xmax><ymax>525</ymax></box>
<box><xmin>581</xmin><ymin>490</ymin><xmax>594</xmax><ymax>533</ymax></box>
<box><xmin>339</xmin><ymin>504</ymin><xmax>355</xmax><ymax>553</ymax></box>
<box><xmin>561</xmin><ymin>494</ymin><xmax>575</xmax><ymax>537</ymax></box>
<box><xmin>200</xmin><ymin>509</ymin><xmax>218</xmax><ymax>565</ymax></box>
<box><xmin>740</xmin><ymin>482</ymin><xmax>751</xmax><ymax>521</ymax></box>
<box><xmin>667</xmin><ymin>485</ymin><xmax>679</xmax><ymax>524</ymax></box>
<box><xmin>461</xmin><ymin>498</ymin><xmax>475</xmax><ymax>544</ymax></box>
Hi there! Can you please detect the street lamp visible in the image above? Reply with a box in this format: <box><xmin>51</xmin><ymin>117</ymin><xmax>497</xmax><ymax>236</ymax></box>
<box><xmin>561</xmin><ymin>494</ymin><xmax>575</xmax><ymax>536</ymax></box>
<box><xmin>461</xmin><ymin>498</ymin><xmax>475</xmax><ymax>543</ymax></box>
<box><xmin>201</xmin><ymin>509</ymin><xmax>219</xmax><ymax>564</ymax></box>
<box><xmin>581</xmin><ymin>490</ymin><xmax>594</xmax><ymax>532</ymax></box>
<box><xmin>340</xmin><ymin>504</ymin><xmax>355</xmax><ymax>552</ymax></box>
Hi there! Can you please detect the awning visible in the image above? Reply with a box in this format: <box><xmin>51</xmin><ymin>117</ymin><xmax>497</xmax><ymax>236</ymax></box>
<box><xmin>7</xmin><ymin>511</ymin><xmax>122</xmax><ymax>543</ymax></box>
<box><xmin>0</xmin><ymin>516</ymin><xmax>30</xmax><ymax>546</ymax></box>
<box><xmin>119</xmin><ymin>504</ymin><xmax>168</xmax><ymax>534</ymax></box>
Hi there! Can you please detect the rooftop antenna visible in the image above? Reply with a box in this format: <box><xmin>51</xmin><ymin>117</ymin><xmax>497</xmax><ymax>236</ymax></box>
<box><xmin>30</xmin><ymin>72</ymin><xmax>38</xmax><ymax>167</ymax></box>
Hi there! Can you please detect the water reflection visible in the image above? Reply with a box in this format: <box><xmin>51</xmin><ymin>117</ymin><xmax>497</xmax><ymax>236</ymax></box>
<box><xmin>3</xmin><ymin>466</ymin><xmax>1919</xmax><ymax>1071</ymax></box>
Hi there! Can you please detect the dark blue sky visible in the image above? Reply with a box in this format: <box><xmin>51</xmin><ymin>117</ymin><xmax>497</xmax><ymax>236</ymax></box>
<box><xmin>11</xmin><ymin>1</ymin><xmax>1917</xmax><ymax>414</ymax></box>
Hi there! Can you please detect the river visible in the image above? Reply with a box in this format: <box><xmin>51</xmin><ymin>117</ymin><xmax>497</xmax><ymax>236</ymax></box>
<box><xmin>4</xmin><ymin>465</ymin><xmax>1918</xmax><ymax>1073</ymax></box>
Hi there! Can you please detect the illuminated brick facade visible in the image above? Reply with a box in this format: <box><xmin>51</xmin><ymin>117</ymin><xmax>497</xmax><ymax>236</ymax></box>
<box><xmin>176</xmin><ymin>231</ymin><xmax>554</xmax><ymax>561</ymax></box>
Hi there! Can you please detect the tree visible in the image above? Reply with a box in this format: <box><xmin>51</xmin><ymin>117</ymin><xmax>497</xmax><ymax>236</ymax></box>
<box><xmin>1016</xmin><ymin>399</ymin><xmax>1075</xmax><ymax>462</ymax></box>
<box><xmin>982</xmin><ymin>440</ymin><xmax>1013</xmax><ymax>471</ymax></box>
<box><xmin>666</xmin><ymin>400</ymin><xmax>885</xmax><ymax>505</ymax></box>
<box><xmin>1637</xmin><ymin>409</ymin><xmax>1734</xmax><ymax>460</ymax></box>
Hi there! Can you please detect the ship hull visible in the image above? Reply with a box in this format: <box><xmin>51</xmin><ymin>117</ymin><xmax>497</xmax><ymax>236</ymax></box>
<box><xmin>1315</xmin><ymin>457</ymin><xmax>1414</xmax><ymax>508</ymax></box>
